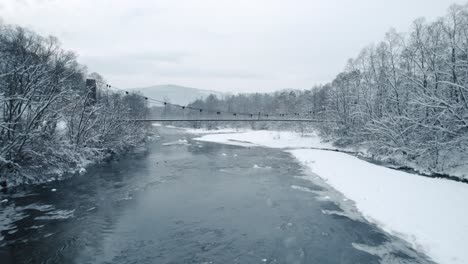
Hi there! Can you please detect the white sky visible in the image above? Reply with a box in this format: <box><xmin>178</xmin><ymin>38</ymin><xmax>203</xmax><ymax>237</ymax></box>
<box><xmin>0</xmin><ymin>0</ymin><xmax>463</xmax><ymax>92</ymax></box>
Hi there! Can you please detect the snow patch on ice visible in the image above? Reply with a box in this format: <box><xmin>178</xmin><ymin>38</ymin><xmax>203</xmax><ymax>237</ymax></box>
<box><xmin>184</xmin><ymin>127</ymin><xmax>248</xmax><ymax>134</ymax></box>
<box><xmin>194</xmin><ymin>130</ymin><xmax>333</xmax><ymax>149</ymax></box>
<box><xmin>162</xmin><ymin>139</ymin><xmax>190</xmax><ymax>146</ymax></box>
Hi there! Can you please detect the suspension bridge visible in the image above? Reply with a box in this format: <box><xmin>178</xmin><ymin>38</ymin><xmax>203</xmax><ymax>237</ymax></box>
<box><xmin>94</xmin><ymin>80</ymin><xmax>339</xmax><ymax>123</ymax></box>
<box><xmin>129</xmin><ymin>118</ymin><xmax>337</xmax><ymax>123</ymax></box>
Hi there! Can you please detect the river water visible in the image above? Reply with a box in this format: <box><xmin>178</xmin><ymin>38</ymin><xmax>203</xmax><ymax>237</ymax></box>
<box><xmin>0</xmin><ymin>127</ymin><xmax>433</xmax><ymax>264</ymax></box>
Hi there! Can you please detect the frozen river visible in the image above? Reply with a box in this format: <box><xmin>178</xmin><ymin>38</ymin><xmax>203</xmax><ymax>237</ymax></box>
<box><xmin>0</xmin><ymin>127</ymin><xmax>432</xmax><ymax>263</ymax></box>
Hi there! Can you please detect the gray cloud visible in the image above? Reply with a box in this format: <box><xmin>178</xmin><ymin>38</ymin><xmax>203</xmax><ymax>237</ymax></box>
<box><xmin>152</xmin><ymin>68</ymin><xmax>265</xmax><ymax>80</ymax></box>
<box><xmin>80</xmin><ymin>50</ymin><xmax>264</xmax><ymax>86</ymax></box>
<box><xmin>83</xmin><ymin>51</ymin><xmax>190</xmax><ymax>64</ymax></box>
<box><xmin>1</xmin><ymin>0</ymin><xmax>463</xmax><ymax>92</ymax></box>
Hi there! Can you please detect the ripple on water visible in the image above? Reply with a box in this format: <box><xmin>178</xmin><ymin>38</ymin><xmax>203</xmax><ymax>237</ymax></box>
<box><xmin>35</xmin><ymin>209</ymin><xmax>75</xmax><ymax>220</ymax></box>
<box><xmin>18</xmin><ymin>203</ymin><xmax>54</xmax><ymax>212</ymax></box>
<box><xmin>0</xmin><ymin>202</ymin><xmax>56</xmax><ymax>244</ymax></box>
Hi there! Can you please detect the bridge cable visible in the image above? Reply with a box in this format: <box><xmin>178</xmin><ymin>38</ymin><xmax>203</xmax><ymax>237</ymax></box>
<box><xmin>96</xmin><ymin>81</ymin><xmax>317</xmax><ymax>120</ymax></box>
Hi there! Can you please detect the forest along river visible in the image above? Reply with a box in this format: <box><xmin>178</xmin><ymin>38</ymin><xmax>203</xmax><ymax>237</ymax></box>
<box><xmin>0</xmin><ymin>127</ymin><xmax>433</xmax><ymax>264</ymax></box>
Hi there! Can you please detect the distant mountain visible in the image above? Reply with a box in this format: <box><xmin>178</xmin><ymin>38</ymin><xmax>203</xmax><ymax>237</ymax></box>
<box><xmin>133</xmin><ymin>84</ymin><xmax>224</xmax><ymax>106</ymax></box>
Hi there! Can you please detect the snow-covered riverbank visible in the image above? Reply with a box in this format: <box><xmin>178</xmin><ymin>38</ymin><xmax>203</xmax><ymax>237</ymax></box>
<box><xmin>0</xmin><ymin>135</ymin><xmax>153</xmax><ymax>190</ymax></box>
<box><xmin>189</xmin><ymin>128</ymin><xmax>468</xmax><ymax>264</ymax></box>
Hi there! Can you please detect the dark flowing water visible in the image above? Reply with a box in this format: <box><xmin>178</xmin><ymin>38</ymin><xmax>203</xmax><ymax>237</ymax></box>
<box><xmin>0</xmin><ymin>128</ymin><xmax>433</xmax><ymax>264</ymax></box>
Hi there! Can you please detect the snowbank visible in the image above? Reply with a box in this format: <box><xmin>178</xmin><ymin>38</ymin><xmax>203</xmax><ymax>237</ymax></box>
<box><xmin>195</xmin><ymin>130</ymin><xmax>334</xmax><ymax>149</ymax></box>
<box><xmin>193</xmin><ymin>130</ymin><xmax>468</xmax><ymax>264</ymax></box>
<box><xmin>183</xmin><ymin>127</ymin><xmax>249</xmax><ymax>134</ymax></box>
<box><xmin>290</xmin><ymin>149</ymin><xmax>468</xmax><ymax>264</ymax></box>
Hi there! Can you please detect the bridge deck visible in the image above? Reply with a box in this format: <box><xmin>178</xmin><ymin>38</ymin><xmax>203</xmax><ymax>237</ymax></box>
<box><xmin>129</xmin><ymin>119</ymin><xmax>337</xmax><ymax>122</ymax></box>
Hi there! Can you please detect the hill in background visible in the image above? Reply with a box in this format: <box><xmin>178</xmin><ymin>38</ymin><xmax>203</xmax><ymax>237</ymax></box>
<box><xmin>134</xmin><ymin>84</ymin><xmax>225</xmax><ymax>106</ymax></box>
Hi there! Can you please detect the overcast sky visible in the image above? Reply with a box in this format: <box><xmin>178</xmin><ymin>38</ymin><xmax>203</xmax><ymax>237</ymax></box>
<box><xmin>0</xmin><ymin>0</ymin><xmax>463</xmax><ymax>92</ymax></box>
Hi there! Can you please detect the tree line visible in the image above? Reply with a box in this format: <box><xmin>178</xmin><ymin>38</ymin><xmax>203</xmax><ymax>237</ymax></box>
<box><xmin>186</xmin><ymin>4</ymin><xmax>468</xmax><ymax>176</ymax></box>
<box><xmin>0</xmin><ymin>22</ymin><xmax>149</xmax><ymax>185</ymax></box>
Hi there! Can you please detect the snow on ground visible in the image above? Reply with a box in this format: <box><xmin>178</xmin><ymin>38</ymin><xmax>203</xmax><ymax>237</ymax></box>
<box><xmin>183</xmin><ymin>127</ymin><xmax>249</xmax><ymax>134</ymax></box>
<box><xmin>291</xmin><ymin>149</ymin><xmax>468</xmax><ymax>264</ymax></box>
<box><xmin>446</xmin><ymin>163</ymin><xmax>468</xmax><ymax>180</ymax></box>
<box><xmin>195</xmin><ymin>130</ymin><xmax>334</xmax><ymax>149</ymax></box>
<box><xmin>55</xmin><ymin>120</ymin><xmax>67</xmax><ymax>135</ymax></box>
<box><xmin>192</xmin><ymin>129</ymin><xmax>468</xmax><ymax>264</ymax></box>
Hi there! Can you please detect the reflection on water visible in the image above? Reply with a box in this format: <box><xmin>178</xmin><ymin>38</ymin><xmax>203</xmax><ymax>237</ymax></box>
<box><xmin>0</xmin><ymin>128</ymin><xmax>433</xmax><ymax>264</ymax></box>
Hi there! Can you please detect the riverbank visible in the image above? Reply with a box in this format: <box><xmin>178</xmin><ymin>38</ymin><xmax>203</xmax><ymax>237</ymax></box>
<box><xmin>185</xmin><ymin>126</ymin><xmax>468</xmax><ymax>182</ymax></box>
<box><xmin>0</xmin><ymin>132</ymin><xmax>155</xmax><ymax>190</ymax></box>
<box><xmin>188</xmin><ymin>127</ymin><xmax>468</xmax><ymax>264</ymax></box>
